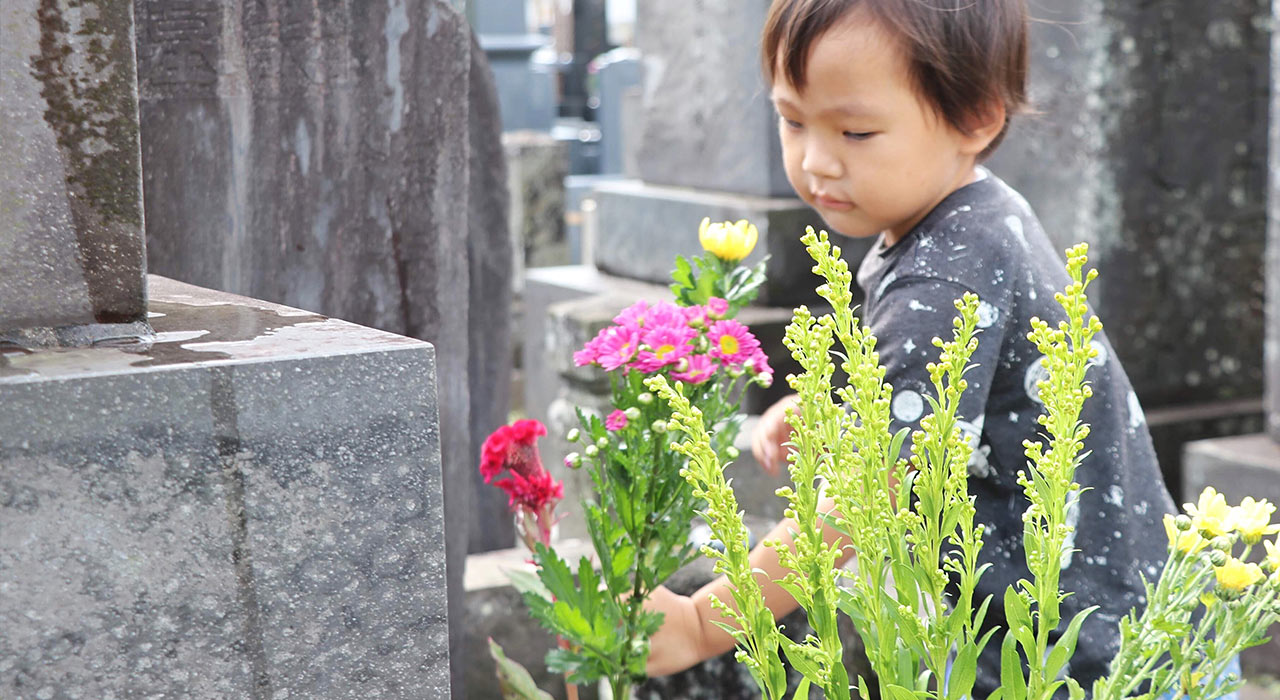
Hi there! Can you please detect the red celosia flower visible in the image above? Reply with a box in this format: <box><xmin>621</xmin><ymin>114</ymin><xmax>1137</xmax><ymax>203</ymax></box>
<box><xmin>480</xmin><ymin>418</ymin><xmax>548</xmax><ymax>483</ymax></box>
<box><xmin>479</xmin><ymin>419</ymin><xmax>564</xmax><ymax>551</ymax></box>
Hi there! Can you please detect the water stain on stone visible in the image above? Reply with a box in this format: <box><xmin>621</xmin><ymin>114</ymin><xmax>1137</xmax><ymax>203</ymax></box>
<box><xmin>127</xmin><ymin>301</ymin><xmax>327</xmax><ymax>368</ymax></box>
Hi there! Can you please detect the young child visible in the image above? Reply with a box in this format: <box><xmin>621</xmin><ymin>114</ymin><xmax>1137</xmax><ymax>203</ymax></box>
<box><xmin>645</xmin><ymin>0</ymin><xmax>1188</xmax><ymax>695</ymax></box>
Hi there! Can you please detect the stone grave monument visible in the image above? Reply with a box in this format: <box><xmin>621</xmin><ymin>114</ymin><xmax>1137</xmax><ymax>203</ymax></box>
<box><xmin>1181</xmin><ymin>0</ymin><xmax>1280</xmax><ymax>677</ymax></box>
<box><xmin>131</xmin><ymin>2</ymin><xmax>514</xmax><ymax>692</ymax></box>
<box><xmin>1</xmin><ymin>0</ymin><xmax>451</xmax><ymax>696</ymax></box>
<box><xmin>988</xmin><ymin>0</ymin><xmax>1271</xmax><ymax>494</ymax></box>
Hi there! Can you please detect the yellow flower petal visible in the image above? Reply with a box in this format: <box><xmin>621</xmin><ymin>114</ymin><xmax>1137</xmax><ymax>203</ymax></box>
<box><xmin>1214</xmin><ymin>557</ymin><xmax>1264</xmax><ymax>593</ymax></box>
<box><xmin>1233</xmin><ymin>497</ymin><xmax>1280</xmax><ymax>544</ymax></box>
<box><xmin>1185</xmin><ymin>487</ymin><xmax>1235</xmax><ymax>538</ymax></box>
<box><xmin>1163</xmin><ymin>513</ymin><xmax>1207</xmax><ymax>555</ymax></box>
<box><xmin>698</xmin><ymin>219</ymin><xmax>759</xmax><ymax>262</ymax></box>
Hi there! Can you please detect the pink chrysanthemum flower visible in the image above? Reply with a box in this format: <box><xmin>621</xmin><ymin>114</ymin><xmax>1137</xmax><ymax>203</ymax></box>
<box><xmin>613</xmin><ymin>300</ymin><xmax>651</xmax><ymax>329</ymax></box>
<box><xmin>707</xmin><ymin>320</ymin><xmax>760</xmax><ymax>366</ymax></box>
<box><xmin>746</xmin><ymin>350</ymin><xmax>774</xmax><ymax>386</ymax></box>
<box><xmin>706</xmin><ymin>297</ymin><xmax>729</xmax><ymax>319</ymax></box>
<box><xmin>594</xmin><ymin>326</ymin><xmax>641</xmax><ymax>371</ymax></box>
<box><xmin>683</xmin><ymin>304</ymin><xmax>709</xmax><ymax>327</ymax></box>
<box><xmin>672</xmin><ymin>354</ymin><xmax>717</xmax><ymax>385</ymax></box>
<box><xmin>573</xmin><ymin>335</ymin><xmax>603</xmax><ymax>367</ymax></box>
<box><xmin>632</xmin><ymin>324</ymin><xmax>696</xmax><ymax>372</ymax></box>
<box><xmin>605</xmin><ymin>409</ymin><xmax>629</xmax><ymax>431</ymax></box>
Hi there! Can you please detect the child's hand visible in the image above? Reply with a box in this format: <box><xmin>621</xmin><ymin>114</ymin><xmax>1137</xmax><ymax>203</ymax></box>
<box><xmin>751</xmin><ymin>394</ymin><xmax>799</xmax><ymax>476</ymax></box>
<box><xmin>644</xmin><ymin>586</ymin><xmax>709</xmax><ymax>677</ymax></box>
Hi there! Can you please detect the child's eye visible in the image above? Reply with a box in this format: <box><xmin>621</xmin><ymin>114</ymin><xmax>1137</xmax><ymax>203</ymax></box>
<box><xmin>844</xmin><ymin>131</ymin><xmax>876</xmax><ymax>141</ymax></box>
<box><xmin>780</xmin><ymin>117</ymin><xmax>803</xmax><ymax>130</ymax></box>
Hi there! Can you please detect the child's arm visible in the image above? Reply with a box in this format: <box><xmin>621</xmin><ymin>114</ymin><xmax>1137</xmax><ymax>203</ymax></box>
<box><xmin>645</xmin><ymin>496</ymin><xmax>853</xmax><ymax>676</ymax></box>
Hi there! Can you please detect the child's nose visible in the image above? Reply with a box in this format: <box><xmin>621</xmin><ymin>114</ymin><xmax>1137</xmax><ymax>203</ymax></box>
<box><xmin>801</xmin><ymin>139</ymin><xmax>842</xmax><ymax>180</ymax></box>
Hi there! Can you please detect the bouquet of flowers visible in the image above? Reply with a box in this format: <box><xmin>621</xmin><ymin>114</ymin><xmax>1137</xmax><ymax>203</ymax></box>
<box><xmin>650</xmin><ymin>230</ymin><xmax>1280</xmax><ymax>700</ymax></box>
<box><xmin>484</xmin><ymin>219</ymin><xmax>772</xmax><ymax>699</ymax></box>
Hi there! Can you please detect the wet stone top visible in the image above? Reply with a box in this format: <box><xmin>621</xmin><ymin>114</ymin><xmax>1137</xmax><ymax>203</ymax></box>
<box><xmin>0</xmin><ymin>277</ymin><xmax>429</xmax><ymax>382</ymax></box>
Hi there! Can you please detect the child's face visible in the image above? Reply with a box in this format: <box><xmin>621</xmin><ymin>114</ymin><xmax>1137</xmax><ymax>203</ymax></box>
<box><xmin>771</xmin><ymin>13</ymin><xmax>986</xmax><ymax>245</ymax></box>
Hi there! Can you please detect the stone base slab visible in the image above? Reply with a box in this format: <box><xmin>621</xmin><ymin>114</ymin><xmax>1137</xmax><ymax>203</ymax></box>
<box><xmin>591</xmin><ymin>179</ymin><xmax>873</xmax><ymax>306</ymax></box>
<box><xmin>0</xmin><ymin>277</ymin><xmax>450</xmax><ymax>698</ymax></box>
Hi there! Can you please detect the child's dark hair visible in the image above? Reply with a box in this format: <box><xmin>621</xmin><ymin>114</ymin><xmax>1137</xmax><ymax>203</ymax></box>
<box><xmin>762</xmin><ymin>0</ymin><xmax>1029</xmax><ymax>158</ymax></box>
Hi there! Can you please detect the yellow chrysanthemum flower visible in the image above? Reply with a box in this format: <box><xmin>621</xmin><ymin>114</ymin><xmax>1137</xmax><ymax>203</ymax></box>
<box><xmin>699</xmin><ymin>218</ymin><xmax>759</xmax><ymax>262</ymax></box>
<box><xmin>1232</xmin><ymin>497</ymin><xmax>1280</xmax><ymax>545</ymax></box>
<box><xmin>1163</xmin><ymin>513</ymin><xmax>1208</xmax><ymax>555</ymax></box>
<box><xmin>1184</xmin><ymin>487</ymin><xmax>1235</xmax><ymax>539</ymax></box>
<box><xmin>1214</xmin><ymin>557</ymin><xmax>1264</xmax><ymax>593</ymax></box>
<box><xmin>1264</xmin><ymin>538</ymin><xmax>1280</xmax><ymax>580</ymax></box>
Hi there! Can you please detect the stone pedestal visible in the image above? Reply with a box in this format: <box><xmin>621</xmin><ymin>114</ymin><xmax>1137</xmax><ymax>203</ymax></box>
<box><xmin>0</xmin><ymin>278</ymin><xmax>450</xmax><ymax>697</ymax></box>
<box><xmin>592</xmin><ymin>180</ymin><xmax>872</xmax><ymax>306</ymax></box>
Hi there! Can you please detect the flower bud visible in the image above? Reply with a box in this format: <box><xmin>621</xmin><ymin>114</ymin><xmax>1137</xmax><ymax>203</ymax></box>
<box><xmin>595</xmin><ymin>436</ymin><xmax>609</xmax><ymax>450</ymax></box>
<box><xmin>566</xmin><ymin>428</ymin><xmax>580</xmax><ymax>443</ymax></box>
<box><xmin>637</xmin><ymin>392</ymin><xmax>654</xmax><ymax>405</ymax></box>
<box><xmin>1211</xmin><ymin>536</ymin><xmax>1233</xmax><ymax>552</ymax></box>
<box><xmin>651</xmin><ymin>420</ymin><xmax>668</xmax><ymax>433</ymax></box>
<box><xmin>725</xmin><ymin>446</ymin><xmax>740</xmax><ymax>460</ymax></box>
<box><xmin>624</xmin><ymin>407</ymin><xmax>642</xmax><ymax>421</ymax></box>
<box><xmin>1209</xmin><ymin>549</ymin><xmax>1228</xmax><ymax>567</ymax></box>
<box><xmin>585</xmin><ymin>445</ymin><xmax>599</xmax><ymax>458</ymax></box>
<box><xmin>1175</xmin><ymin>514</ymin><xmax>1192</xmax><ymax>531</ymax></box>
<box><xmin>564</xmin><ymin>452</ymin><xmax>582</xmax><ymax>469</ymax></box>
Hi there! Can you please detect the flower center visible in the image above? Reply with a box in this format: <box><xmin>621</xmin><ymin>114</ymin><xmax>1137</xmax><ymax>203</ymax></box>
<box><xmin>656</xmin><ymin>344</ymin><xmax>675</xmax><ymax>360</ymax></box>
<box><xmin>719</xmin><ymin>335</ymin><xmax>740</xmax><ymax>355</ymax></box>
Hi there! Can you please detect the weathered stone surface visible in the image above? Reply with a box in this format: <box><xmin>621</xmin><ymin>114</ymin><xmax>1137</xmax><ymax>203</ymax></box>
<box><xmin>1182</xmin><ymin>434</ymin><xmax>1280</xmax><ymax>677</ymax></box>
<box><xmin>469</xmin><ymin>30</ymin><xmax>517</xmax><ymax>554</ymax></box>
<box><xmin>134</xmin><ymin>4</ymin><xmax>478</xmax><ymax>691</ymax></box>
<box><xmin>633</xmin><ymin>0</ymin><xmax>791</xmax><ymax>197</ymax></box>
<box><xmin>1269</xmin><ymin>0</ymin><xmax>1280</xmax><ymax>443</ymax></box>
<box><xmin>0</xmin><ymin>0</ymin><xmax>146</xmax><ymax>337</ymax></box>
<box><xmin>505</xmin><ymin>131</ymin><xmax>571</xmax><ymax>285</ymax></box>
<box><xmin>988</xmin><ymin>0</ymin><xmax>1268</xmax><ymax>409</ymax></box>
<box><xmin>591</xmin><ymin>179</ymin><xmax>872</xmax><ymax>306</ymax></box>
<box><xmin>0</xmin><ymin>277</ymin><xmax>449</xmax><ymax>697</ymax></box>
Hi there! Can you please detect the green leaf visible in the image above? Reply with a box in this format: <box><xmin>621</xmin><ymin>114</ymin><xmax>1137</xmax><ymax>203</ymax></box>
<box><xmin>947</xmin><ymin>642</ymin><xmax>979</xmax><ymax>700</ymax></box>
<box><xmin>489</xmin><ymin>639</ymin><xmax>556</xmax><ymax>700</ymax></box>
<box><xmin>1045</xmin><ymin>605</ymin><xmax>1097</xmax><ymax>681</ymax></box>
<box><xmin>790</xmin><ymin>677</ymin><xmax>812</xmax><ymax>700</ymax></box>
<box><xmin>773</xmin><ymin>637</ymin><xmax>824</xmax><ymax>680</ymax></box>
<box><xmin>999</xmin><ymin>630</ymin><xmax>1028</xmax><ymax>700</ymax></box>
<box><xmin>505</xmin><ymin>568</ymin><xmax>553</xmax><ymax>602</ymax></box>
<box><xmin>1003</xmin><ymin>587</ymin><xmax>1032</xmax><ymax>638</ymax></box>
<box><xmin>883</xmin><ymin>683</ymin><xmax>921</xmax><ymax>700</ymax></box>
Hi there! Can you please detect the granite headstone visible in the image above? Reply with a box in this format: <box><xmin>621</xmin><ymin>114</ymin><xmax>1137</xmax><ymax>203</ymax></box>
<box><xmin>1</xmin><ymin>278</ymin><xmax>451</xmax><ymax>697</ymax></box>
<box><xmin>134</xmin><ymin>2</ymin><xmax>477</xmax><ymax>693</ymax></box>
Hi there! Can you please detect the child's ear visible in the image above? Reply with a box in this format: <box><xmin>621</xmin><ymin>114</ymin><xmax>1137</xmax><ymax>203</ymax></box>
<box><xmin>959</xmin><ymin>100</ymin><xmax>1008</xmax><ymax>156</ymax></box>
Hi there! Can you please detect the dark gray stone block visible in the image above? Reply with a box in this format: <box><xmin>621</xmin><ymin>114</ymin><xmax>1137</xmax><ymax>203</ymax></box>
<box><xmin>0</xmin><ymin>277</ymin><xmax>449</xmax><ymax>698</ymax></box>
<box><xmin>133</xmin><ymin>5</ymin><xmax>478</xmax><ymax>691</ymax></box>
<box><xmin>988</xmin><ymin>0</ymin><xmax>1268</xmax><ymax>409</ymax></box>
<box><xmin>633</xmin><ymin>0</ymin><xmax>792</xmax><ymax>197</ymax></box>
<box><xmin>469</xmin><ymin>31</ymin><xmax>518</xmax><ymax>554</ymax></box>
<box><xmin>591</xmin><ymin>179</ymin><xmax>873</xmax><ymax>306</ymax></box>
<box><xmin>1269</xmin><ymin>0</ymin><xmax>1280</xmax><ymax>443</ymax></box>
<box><xmin>0</xmin><ymin>0</ymin><xmax>146</xmax><ymax>337</ymax></box>
<box><xmin>1182</xmin><ymin>433</ymin><xmax>1280</xmax><ymax>677</ymax></box>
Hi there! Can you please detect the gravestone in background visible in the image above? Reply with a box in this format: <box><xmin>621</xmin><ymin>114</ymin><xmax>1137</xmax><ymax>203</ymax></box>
<box><xmin>468</xmin><ymin>32</ymin><xmax>518</xmax><ymax>554</ymax></box>
<box><xmin>988</xmin><ymin>0</ymin><xmax>1270</xmax><ymax>492</ymax></box>
<box><xmin>133</xmin><ymin>2</ymin><xmax>486</xmax><ymax>694</ymax></box>
<box><xmin>0</xmin><ymin>0</ymin><xmax>148</xmax><ymax>346</ymax></box>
